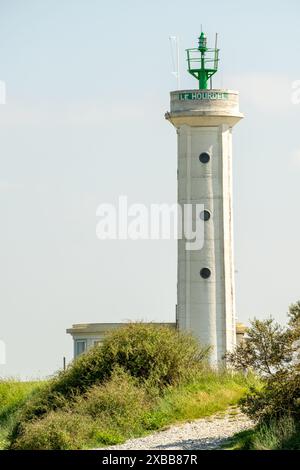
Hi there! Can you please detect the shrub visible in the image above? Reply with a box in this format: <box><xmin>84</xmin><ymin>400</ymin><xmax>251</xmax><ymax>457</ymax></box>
<box><xmin>51</xmin><ymin>323</ymin><xmax>209</xmax><ymax>396</ymax></box>
<box><xmin>11</xmin><ymin>323</ymin><xmax>208</xmax><ymax>443</ymax></box>
<box><xmin>225</xmin><ymin>317</ymin><xmax>294</xmax><ymax>376</ymax></box>
<box><xmin>240</xmin><ymin>367</ymin><xmax>300</xmax><ymax>422</ymax></box>
<box><xmin>98</xmin><ymin>323</ymin><xmax>208</xmax><ymax>388</ymax></box>
<box><xmin>11</xmin><ymin>412</ymin><xmax>98</xmax><ymax>450</ymax></box>
<box><xmin>11</xmin><ymin>368</ymin><xmax>152</xmax><ymax>450</ymax></box>
<box><xmin>77</xmin><ymin>367</ymin><xmax>153</xmax><ymax>435</ymax></box>
<box><xmin>227</xmin><ymin>302</ymin><xmax>300</xmax><ymax>425</ymax></box>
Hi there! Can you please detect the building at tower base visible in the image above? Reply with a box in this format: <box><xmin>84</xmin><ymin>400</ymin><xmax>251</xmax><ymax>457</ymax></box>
<box><xmin>67</xmin><ymin>322</ymin><xmax>246</xmax><ymax>359</ymax></box>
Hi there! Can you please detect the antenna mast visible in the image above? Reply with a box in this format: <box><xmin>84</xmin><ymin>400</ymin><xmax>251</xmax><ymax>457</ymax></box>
<box><xmin>169</xmin><ymin>36</ymin><xmax>180</xmax><ymax>89</ymax></box>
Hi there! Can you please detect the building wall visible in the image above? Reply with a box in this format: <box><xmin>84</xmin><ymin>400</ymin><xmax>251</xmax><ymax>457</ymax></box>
<box><xmin>67</xmin><ymin>322</ymin><xmax>246</xmax><ymax>359</ymax></box>
<box><xmin>67</xmin><ymin>323</ymin><xmax>176</xmax><ymax>358</ymax></box>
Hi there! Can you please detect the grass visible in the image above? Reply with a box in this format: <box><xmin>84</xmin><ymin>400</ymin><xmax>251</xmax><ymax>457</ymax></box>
<box><xmin>4</xmin><ymin>368</ymin><xmax>256</xmax><ymax>450</ymax></box>
<box><xmin>0</xmin><ymin>379</ymin><xmax>44</xmax><ymax>449</ymax></box>
<box><xmin>0</xmin><ymin>325</ymin><xmax>260</xmax><ymax>450</ymax></box>
<box><xmin>223</xmin><ymin>415</ymin><xmax>300</xmax><ymax>450</ymax></box>
<box><xmin>143</xmin><ymin>369</ymin><xmax>251</xmax><ymax>431</ymax></box>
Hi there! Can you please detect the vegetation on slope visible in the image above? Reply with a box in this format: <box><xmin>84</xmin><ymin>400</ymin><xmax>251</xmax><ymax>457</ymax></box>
<box><xmin>225</xmin><ymin>301</ymin><xmax>300</xmax><ymax>450</ymax></box>
<box><xmin>0</xmin><ymin>324</ymin><xmax>255</xmax><ymax>450</ymax></box>
<box><xmin>0</xmin><ymin>380</ymin><xmax>44</xmax><ymax>448</ymax></box>
<box><xmin>224</xmin><ymin>415</ymin><xmax>300</xmax><ymax>450</ymax></box>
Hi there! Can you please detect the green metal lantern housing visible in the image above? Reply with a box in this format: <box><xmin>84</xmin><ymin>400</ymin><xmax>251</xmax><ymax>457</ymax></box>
<box><xmin>186</xmin><ymin>32</ymin><xmax>219</xmax><ymax>90</ymax></box>
<box><xmin>198</xmin><ymin>32</ymin><xmax>207</xmax><ymax>52</ymax></box>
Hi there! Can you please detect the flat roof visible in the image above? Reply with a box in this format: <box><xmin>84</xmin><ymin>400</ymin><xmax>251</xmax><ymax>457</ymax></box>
<box><xmin>66</xmin><ymin>322</ymin><xmax>177</xmax><ymax>335</ymax></box>
<box><xmin>67</xmin><ymin>322</ymin><xmax>247</xmax><ymax>336</ymax></box>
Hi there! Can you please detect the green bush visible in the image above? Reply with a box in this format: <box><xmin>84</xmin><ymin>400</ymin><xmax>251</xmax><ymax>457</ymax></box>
<box><xmin>11</xmin><ymin>412</ymin><xmax>99</xmax><ymax>450</ymax></box>
<box><xmin>12</xmin><ymin>368</ymin><xmax>154</xmax><ymax>450</ymax></box>
<box><xmin>225</xmin><ymin>301</ymin><xmax>300</xmax><ymax>451</ymax></box>
<box><xmin>77</xmin><ymin>367</ymin><xmax>153</xmax><ymax>435</ymax></box>
<box><xmin>240</xmin><ymin>367</ymin><xmax>300</xmax><ymax>422</ymax></box>
<box><xmin>10</xmin><ymin>324</ymin><xmax>208</xmax><ymax>444</ymax></box>
<box><xmin>99</xmin><ymin>323</ymin><xmax>208</xmax><ymax>387</ymax></box>
<box><xmin>227</xmin><ymin>302</ymin><xmax>300</xmax><ymax>424</ymax></box>
<box><xmin>53</xmin><ymin>323</ymin><xmax>208</xmax><ymax>395</ymax></box>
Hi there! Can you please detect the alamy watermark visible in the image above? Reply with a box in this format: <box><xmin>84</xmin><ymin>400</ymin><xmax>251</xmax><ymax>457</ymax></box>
<box><xmin>291</xmin><ymin>80</ymin><xmax>300</xmax><ymax>104</ymax></box>
<box><xmin>96</xmin><ymin>196</ymin><xmax>205</xmax><ymax>251</ymax></box>
<box><xmin>0</xmin><ymin>80</ymin><xmax>6</xmax><ymax>104</ymax></box>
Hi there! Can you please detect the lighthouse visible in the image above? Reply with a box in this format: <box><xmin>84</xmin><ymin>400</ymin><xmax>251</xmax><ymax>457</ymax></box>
<box><xmin>166</xmin><ymin>32</ymin><xmax>243</xmax><ymax>363</ymax></box>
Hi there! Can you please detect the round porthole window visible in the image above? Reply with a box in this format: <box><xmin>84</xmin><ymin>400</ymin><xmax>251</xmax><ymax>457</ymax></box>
<box><xmin>200</xmin><ymin>210</ymin><xmax>211</xmax><ymax>221</ymax></box>
<box><xmin>199</xmin><ymin>152</ymin><xmax>210</xmax><ymax>163</ymax></box>
<box><xmin>200</xmin><ymin>268</ymin><xmax>211</xmax><ymax>279</ymax></box>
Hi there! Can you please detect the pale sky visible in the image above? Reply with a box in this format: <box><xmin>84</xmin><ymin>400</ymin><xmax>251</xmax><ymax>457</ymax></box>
<box><xmin>0</xmin><ymin>0</ymin><xmax>300</xmax><ymax>378</ymax></box>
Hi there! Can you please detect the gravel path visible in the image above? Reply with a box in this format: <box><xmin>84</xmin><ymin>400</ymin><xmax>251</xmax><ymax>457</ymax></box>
<box><xmin>97</xmin><ymin>408</ymin><xmax>254</xmax><ymax>450</ymax></box>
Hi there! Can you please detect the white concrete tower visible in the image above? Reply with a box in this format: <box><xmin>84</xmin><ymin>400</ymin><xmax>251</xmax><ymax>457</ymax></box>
<box><xmin>166</xmin><ymin>33</ymin><xmax>243</xmax><ymax>363</ymax></box>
